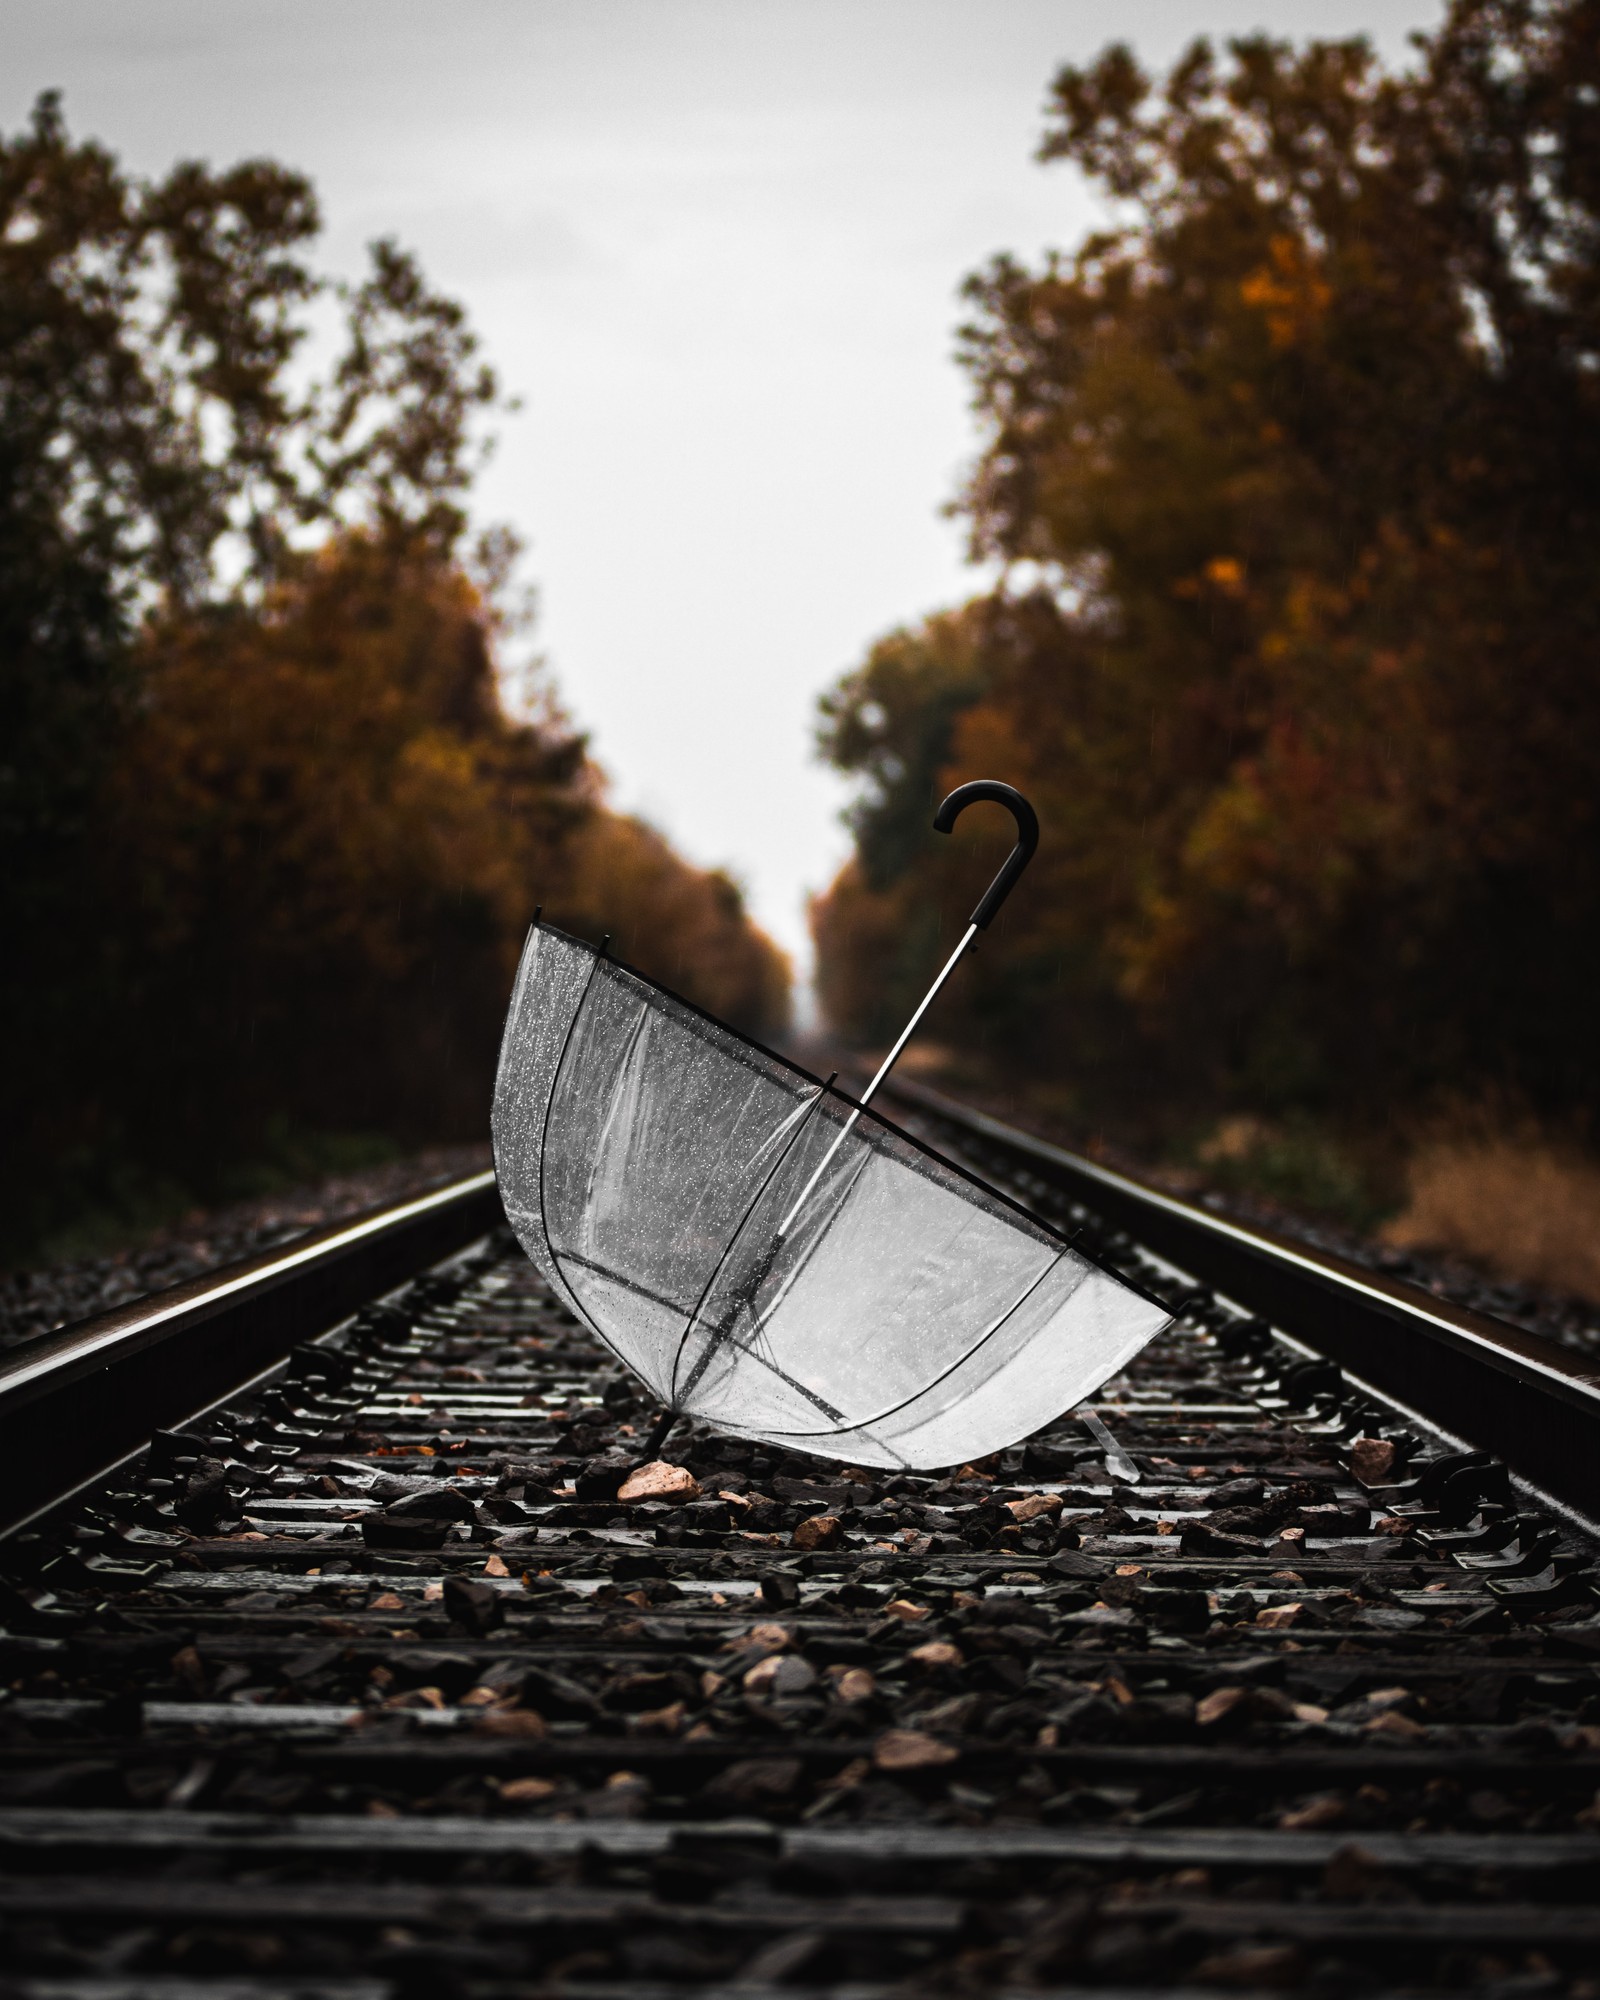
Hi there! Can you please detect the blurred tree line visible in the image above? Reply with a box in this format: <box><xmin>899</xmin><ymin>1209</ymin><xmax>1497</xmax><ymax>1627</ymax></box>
<box><xmin>1</xmin><ymin>97</ymin><xmax>787</xmax><ymax>1259</ymax></box>
<box><xmin>814</xmin><ymin>0</ymin><xmax>1600</xmax><ymax>1180</ymax></box>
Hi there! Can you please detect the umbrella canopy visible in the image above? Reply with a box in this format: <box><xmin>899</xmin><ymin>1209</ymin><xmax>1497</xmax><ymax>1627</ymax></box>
<box><xmin>492</xmin><ymin>790</ymin><xmax>1169</xmax><ymax>1467</ymax></box>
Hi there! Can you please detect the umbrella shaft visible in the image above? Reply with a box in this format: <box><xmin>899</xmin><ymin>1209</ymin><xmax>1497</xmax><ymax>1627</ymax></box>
<box><xmin>776</xmin><ymin>922</ymin><xmax>978</xmax><ymax>1240</ymax></box>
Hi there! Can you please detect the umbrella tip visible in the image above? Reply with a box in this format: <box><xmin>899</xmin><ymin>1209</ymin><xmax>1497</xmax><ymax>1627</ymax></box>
<box><xmin>644</xmin><ymin>1406</ymin><xmax>680</xmax><ymax>1459</ymax></box>
<box><xmin>533</xmin><ymin>904</ymin><xmax>542</xmax><ymax>927</ymax></box>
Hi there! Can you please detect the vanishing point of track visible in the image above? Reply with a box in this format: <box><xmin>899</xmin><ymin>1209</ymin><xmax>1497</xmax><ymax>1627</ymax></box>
<box><xmin>2</xmin><ymin>1082</ymin><xmax>1600</xmax><ymax>1998</ymax></box>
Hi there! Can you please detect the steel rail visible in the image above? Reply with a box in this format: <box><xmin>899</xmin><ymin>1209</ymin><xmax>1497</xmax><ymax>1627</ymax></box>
<box><xmin>8</xmin><ymin>1073</ymin><xmax>1600</xmax><ymax>1539</ymax></box>
<box><xmin>883</xmin><ymin>1074</ymin><xmax>1600</xmax><ymax>1521</ymax></box>
<box><xmin>0</xmin><ymin>1169</ymin><xmax>502</xmax><ymax>1536</ymax></box>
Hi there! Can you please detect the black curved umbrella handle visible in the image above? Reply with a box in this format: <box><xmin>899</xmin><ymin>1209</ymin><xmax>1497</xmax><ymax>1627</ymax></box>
<box><xmin>933</xmin><ymin>780</ymin><xmax>1039</xmax><ymax>930</ymax></box>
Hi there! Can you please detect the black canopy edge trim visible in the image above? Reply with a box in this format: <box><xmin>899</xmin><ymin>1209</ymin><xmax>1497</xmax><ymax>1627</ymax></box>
<box><xmin>529</xmin><ymin>919</ymin><xmax>1173</xmax><ymax>1319</ymax></box>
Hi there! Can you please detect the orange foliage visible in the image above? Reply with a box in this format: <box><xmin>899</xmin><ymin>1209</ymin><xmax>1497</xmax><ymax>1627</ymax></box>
<box><xmin>96</xmin><ymin>534</ymin><xmax>786</xmax><ymax>1174</ymax></box>
<box><xmin>561</xmin><ymin>813</ymin><xmax>789</xmax><ymax>1033</ymax></box>
<box><xmin>815</xmin><ymin>6</ymin><xmax>1600</xmax><ymax>1134</ymax></box>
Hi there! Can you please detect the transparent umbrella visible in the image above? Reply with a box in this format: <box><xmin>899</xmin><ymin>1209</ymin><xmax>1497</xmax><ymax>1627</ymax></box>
<box><xmin>491</xmin><ymin>782</ymin><xmax>1171</xmax><ymax>1469</ymax></box>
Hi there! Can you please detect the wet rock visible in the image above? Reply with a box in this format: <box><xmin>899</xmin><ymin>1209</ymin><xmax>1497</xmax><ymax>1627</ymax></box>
<box><xmin>604</xmin><ymin>1669</ymin><xmax>698</xmax><ymax>1712</ymax></box>
<box><xmin>873</xmin><ymin>1728</ymin><xmax>958</xmax><ymax>1771</ymax></box>
<box><xmin>791</xmin><ymin>1514</ymin><xmax>842</xmax><ymax>1550</ymax></box>
<box><xmin>1350</xmin><ymin>1436</ymin><xmax>1398</xmax><ymax>1484</ymax></box>
<box><xmin>701</xmin><ymin>1756</ymin><xmax>803</xmax><ymax>1806</ymax></box>
<box><xmin>174</xmin><ymin>1459</ymin><xmax>231</xmax><ymax>1530</ymax></box>
<box><xmin>442</xmin><ymin>1576</ymin><xmax>504</xmax><ymax>1635</ymax></box>
<box><xmin>743</xmin><ymin>1653</ymin><xmax>817</xmax><ymax>1698</ymax></box>
<box><xmin>519</xmin><ymin>1665</ymin><xmax>603</xmax><ymax>1720</ymax></box>
<box><xmin>1049</xmin><ymin>1549</ymin><xmax>1103</xmax><ymax>1580</ymax></box>
<box><xmin>574</xmin><ymin>1458</ymin><xmax>632</xmax><ymax>1501</ymax></box>
<box><xmin>362</xmin><ymin>1485</ymin><xmax>475</xmax><ymax>1550</ymax></box>
<box><xmin>1180</xmin><ymin>1523</ymin><xmax>1265</xmax><ymax>1558</ymax></box>
<box><xmin>617</xmin><ymin>1461</ymin><xmax>701</xmax><ymax>1503</ymax></box>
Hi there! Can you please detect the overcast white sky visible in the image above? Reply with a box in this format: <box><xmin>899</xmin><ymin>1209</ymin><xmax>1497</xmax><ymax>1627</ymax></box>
<box><xmin>7</xmin><ymin>0</ymin><xmax>1443</xmax><ymax>989</ymax></box>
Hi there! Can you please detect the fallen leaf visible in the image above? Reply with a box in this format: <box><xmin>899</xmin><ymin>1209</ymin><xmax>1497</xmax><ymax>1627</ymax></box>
<box><xmin>1255</xmin><ymin>1602</ymin><xmax>1303</xmax><ymax>1629</ymax></box>
<box><xmin>1279</xmin><ymin>1795</ymin><xmax>1345</xmax><ymax>1829</ymax></box>
<box><xmin>1192</xmin><ymin>1943</ymin><xmax>1304</xmax><ymax>1987</ymax></box>
<box><xmin>384</xmin><ymin>1686</ymin><xmax>446</xmax><ymax>1710</ymax></box>
<box><xmin>1196</xmin><ymin>1686</ymin><xmax>1248</xmax><ymax>1726</ymax></box>
<box><xmin>1323</xmin><ymin>1841</ymin><xmax>1388</xmax><ymax>1898</ymax></box>
<box><xmin>908</xmin><ymin>1640</ymin><xmax>963</xmax><ymax>1670</ymax></box>
<box><xmin>629</xmin><ymin>1701</ymin><xmax>686</xmax><ymax>1735</ymax></box>
<box><xmin>499</xmin><ymin>1776</ymin><xmax>558</xmax><ymax>1803</ymax></box>
<box><xmin>882</xmin><ymin>1599</ymin><xmax>930</xmax><ymax>1622</ymax></box>
<box><xmin>1364</xmin><ymin>1709</ymin><xmax>1427</xmax><ymax>1739</ymax></box>
<box><xmin>475</xmin><ymin>1709</ymin><xmax>548</xmax><ymax>1737</ymax></box>
<box><xmin>726</xmin><ymin>1621</ymin><xmax>793</xmax><ymax>1656</ymax></box>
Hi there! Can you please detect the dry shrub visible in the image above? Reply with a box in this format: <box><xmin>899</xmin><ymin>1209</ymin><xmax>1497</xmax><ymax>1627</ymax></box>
<box><xmin>1383</xmin><ymin>1137</ymin><xmax>1600</xmax><ymax>1301</ymax></box>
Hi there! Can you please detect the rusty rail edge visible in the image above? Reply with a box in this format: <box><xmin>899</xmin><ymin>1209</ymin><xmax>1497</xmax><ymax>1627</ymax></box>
<box><xmin>0</xmin><ymin>1170</ymin><xmax>503</xmax><ymax>1534</ymax></box>
<box><xmin>884</xmin><ymin>1076</ymin><xmax>1600</xmax><ymax>1522</ymax></box>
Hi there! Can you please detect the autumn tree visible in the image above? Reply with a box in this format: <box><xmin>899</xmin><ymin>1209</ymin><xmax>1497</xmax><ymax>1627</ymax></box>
<box><xmin>1</xmin><ymin>99</ymin><xmax>786</xmax><ymax>1254</ymax></box>
<box><xmin>815</xmin><ymin>0</ymin><xmax>1600</xmax><ymax>1140</ymax></box>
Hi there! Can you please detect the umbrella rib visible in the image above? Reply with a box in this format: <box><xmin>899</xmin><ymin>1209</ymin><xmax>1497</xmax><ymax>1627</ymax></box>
<box><xmin>702</xmin><ymin>1319</ymin><xmax>850</xmax><ymax>1425</ymax></box>
<box><xmin>677</xmin><ymin>1136</ymin><xmax>875</xmax><ymax>1423</ymax></box>
<box><xmin>826</xmin><ymin>1248</ymin><xmax>1075</xmax><ymax>1438</ymax></box>
<box><xmin>549</xmin><ymin>1247</ymin><xmax>695</xmax><ymax>1321</ymax></box>
<box><xmin>675</xmin><ymin>1114</ymin><xmax>874</xmax><ymax>1414</ymax></box>
<box><xmin>531</xmin><ymin>940</ymin><xmax>632</xmax><ymax>1368</ymax></box>
<box><xmin>533</xmin><ymin>920</ymin><xmax>1162</xmax><ymax>1305</ymax></box>
<box><xmin>743</xmin><ymin>1247</ymin><xmax>1074</xmax><ymax>1447</ymax></box>
<box><xmin>546</xmin><ymin>1248</ymin><xmax>847</xmax><ymax>1425</ymax></box>
<box><xmin>580</xmin><ymin>993</ymin><xmax>653</xmax><ymax>1220</ymax></box>
<box><xmin>668</xmin><ymin>1080</ymin><xmax>837</xmax><ymax>1411</ymax></box>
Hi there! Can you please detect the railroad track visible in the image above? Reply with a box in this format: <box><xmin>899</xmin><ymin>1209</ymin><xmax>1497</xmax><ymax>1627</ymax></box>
<box><xmin>2</xmin><ymin>1085</ymin><xmax>1599</xmax><ymax>1999</ymax></box>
